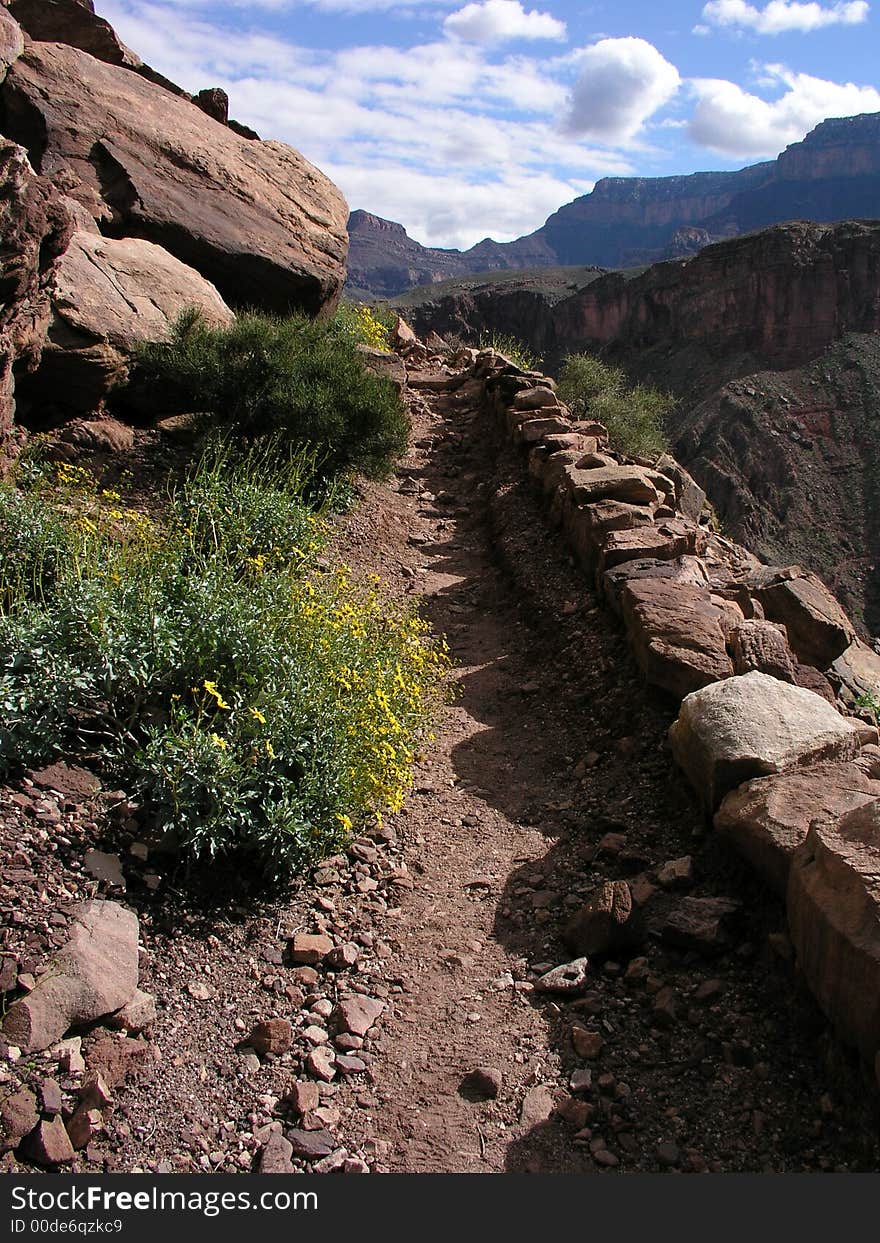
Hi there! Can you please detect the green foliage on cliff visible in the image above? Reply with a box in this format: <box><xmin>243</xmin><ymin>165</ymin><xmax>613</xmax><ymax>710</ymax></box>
<box><xmin>558</xmin><ymin>353</ymin><xmax>672</xmax><ymax>460</ymax></box>
<box><xmin>136</xmin><ymin>308</ymin><xmax>409</xmax><ymax>481</ymax></box>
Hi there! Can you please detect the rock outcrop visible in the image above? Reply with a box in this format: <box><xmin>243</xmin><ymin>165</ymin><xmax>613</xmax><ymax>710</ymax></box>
<box><xmin>2</xmin><ymin>39</ymin><xmax>348</xmax><ymax>316</ymax></box>
<box><xmin>0</xmin><ymin>140</ymin><xmax>72</xmax><ymax>437</ymax></box>
<box><xmin>18</xmin><ymin>231</ymin><xmax>233</xmax><ymax>420</ymax></box>
<box><xmin>0</xmin><ymin>3</ymin><xmax>349</xmax><ymax>438</ymax></box>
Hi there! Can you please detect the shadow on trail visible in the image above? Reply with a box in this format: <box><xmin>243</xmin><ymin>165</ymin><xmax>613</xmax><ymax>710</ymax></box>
<box><xmin>412</xmin><ymin>396</ymin><xmax>880</xmax><ymax>1174</ymax></box>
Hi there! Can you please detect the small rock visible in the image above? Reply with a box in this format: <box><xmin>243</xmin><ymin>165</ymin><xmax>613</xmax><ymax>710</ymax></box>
<box><xmin>288</xmin><ymin>1128</ymin><xmax>336</xmax><ymax>1160</ymax></box>
<box><xmin>259</xmin><ymin>1131</ymin><xmax>295</xmax><ymax>1174</ymax></box>
<box><xmin>570</xmin><ymin>1068</ymin><xmax>593</xmax><ymax>1094</ymax></box>
<box><xmin>84</xmin><ymin>850</ymin><xmax>126</xmax><ymax>889</ymax></box>
<box><xmin>571</xmin><ymin>1027</ymin><xmax>604</xmax><ymax>1059</ymax></box>
<box><xmin>306</xmin><ymin>1047</ymin><xmax>336</xmax><ymax>1082</ymax></box>
<box><xmin>652</xmin><ymin>987</ymin><xmax>678</xmax><ymax>1028</ymax></box>
<box><xmin>327</xmin><ymin>943</ymin><xmax>360</xmax><ymax>970</ymax></box>
<box><xmin>657</xmin><ymin>1141</ymin><xmax>680</xmax><ymax>1167</ymax></box>
<box><xmin>535</xmin><ymin>958</ymin><xmax>590</xmax><ymax>995</ymax></box>
<box><xmin>661</xmin><ymin>897</ymin><xmax>740</xmax><ymax>954</ymax></box>
<box><xmin>1</xmin><ymin>1087</ymin><xmax>39</xmax><ymax>1152</ymax></box>
<box><xmin>66</xmin><ymin>1106</ymin><xmax>102</xmax><ymax>1151</ymax></box>
<box><xmin>187</xmin><ymin>980</ymin><xmax>215</xmax><ymax>1001</ymax></box>
<box><xmin>54</xmin><ymin>1037</ymin><xmax>85</xmax><ymax>1076</ymax></box>
<box><xmin>285</xmin><ymin>1081</ymin><xmax>321</xmax><ymax>1115</ymax></box>
<box><xmin>79</xmin><ymin>1073</ymin><xmax>114</xmax><ymax>1110</ymax></box>
<box><xmin>288</xmin><ymin>934</ymin><xmax>334</xmax><ymax>965</ymax></box>
<box><xmin>22</xmin><ymin>1116</ymin><xmax>75</xmax><ymax>1166</ymax></box>
<box><xmin>335</xmin><ymin>1054</ymin><xmax>367</xmax><ymax>1075</ymax></box>
<box><xmin>248</xmin><ymin>1019</ymin><xmax>293</xmax><ymax>1057</ymax></box>
<box><xmin>461</xmin><ymin>1067</ymin><xmax>503</xmax><ymax>1100</ymax></box>
<box><xmin>657</xmin><ymin>856</ymin><xmax>693</xmax><ymax>888</ymax></box>
<box><xmin>520</xmin><ymin>1085</ymin><xmax>555</xmax><ymax>1128</ymax></box>
<box><xmin>594</xmin><ymin>1148</ymin><xmax>619</xmax><ymax>1167</ymax></box>
<box><xmin>333</xmin><ymin>997</ymin><xmax>385</xmax><ymax>1037</ymax></box>
<box><xmin>111</xmin><ymin>989</ymin><xmax>157</xmax><ymax>1033</ymax></box>
<box><xmin>38</xmin><ymin>1079</ymin><xmax>63</xmax><ymax>1117</ymax></box>
<box><xmin>0</xmin><ymin>957</ymin><xmax>17</xmax><ymax>993</ymax></box>
<box><xmin>694</xmin><ymin>979</ymin><xmax>723</xmax><ymax>1002</ymax></box>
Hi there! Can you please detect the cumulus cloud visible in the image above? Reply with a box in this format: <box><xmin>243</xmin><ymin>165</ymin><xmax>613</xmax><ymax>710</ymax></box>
<box><xmin>700</xmin><ymin>0</ymin><xmax>870</xmax><ymax>35</ymax></box>
<box><xmin>97</xmin><ymin>0</ymin><xmax>624</xmax><ymax>248</ymax></box>
<box><xmin>443</xmin><ymin>1</ymin><xmax>566</xmax><ymax>44</ymax></box>
<box><xmin>689</xmin><ymin>65</ymin><xmax>880</xmax><ymax>155</ymax></box>
<box><xmin>564</xmin><ymin>38</ymin><xmax>681</xmax><ymax>143</ymax></box>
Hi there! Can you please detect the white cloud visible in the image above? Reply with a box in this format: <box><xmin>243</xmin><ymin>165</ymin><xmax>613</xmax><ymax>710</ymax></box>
<box><xmin>97</xmin><ymin>0</ymin><xmax>624</xmax><ymax>248</ymax></box>
<box><xmin>564</xmin><ymin>38</ymin><xmax>681</xmax><ymax>143</ymax></box>
<box><xmin>700</xmin><ymin>0</ymin><xmax>870</xmax><ymax>35</ymax></box>
<box><xmin>443</xmin><ymin>1</ymin><xmax>566</xmax><ymax>44</ymax></box>
<box><xmin>689</xmin><ymin>65</ymin><xmax>880</xmax><ymax>155</ymax></box>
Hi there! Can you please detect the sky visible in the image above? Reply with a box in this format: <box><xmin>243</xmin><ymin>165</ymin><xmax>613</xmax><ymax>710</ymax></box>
<box><xmin>97</xmin><ymin>0</ymin><xmax>880</xmax><ymax>250</ymax></box>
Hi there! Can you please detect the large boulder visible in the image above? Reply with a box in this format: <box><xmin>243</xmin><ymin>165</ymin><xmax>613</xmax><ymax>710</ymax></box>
<box><xmin>8</xmin><ymin>0</ymin><xmax>141</xmax><ymax>69</ymax></box>
<box><xmin>669</xmin><ymin>671</ymin><xmax>877</xmax><ymax>809</ymax></box>
<box><xmin>788</xmin><ymin>800</ymin><xmax>880</xmax><ymax>1062</ymax></box>
<box><xmin>563</xmin><ymin>463</ymin><xmax>672</xmax><ymax>508</ymax></box>
<box><xmin>715</xmin><ymin>760</ymin><xmax>880</xmax><ymax>894</ymax></box>
<box><xmin>2</xmin><ymin>900</ymin><xmax>139</xmax><ymax>1052</ymax></box>
<box><xmin>0</xmin><ymin>6</ymin><xmax>23</xmax><ymax>80</ymax></box>
<box><xmin>2</xmin><ymin>40</ymin><xmax>348</xmax><ymax>315</ymax></box>
<box><xmin>749</xmin><ymin>566</ymin><xmax>855</xmax><ymax>668</ymax></box>
<box><xmin>621</xmin><ymin>578</ymin><xmax>733</xmax><ymax>699</ymax></box>
<box><xmin>828</xmin><ymin>639</ymin><xmax>880</xmax><ymax>706</ymax></box>
<box><xmin>0</xmin><ymin>140</ymin><xmax>72</xmax><ymax>438</ymax></box>
<box><xmin>21</xmin><ymin>230</ymin><xmax>233</xmax><ymax>418</ymax></box>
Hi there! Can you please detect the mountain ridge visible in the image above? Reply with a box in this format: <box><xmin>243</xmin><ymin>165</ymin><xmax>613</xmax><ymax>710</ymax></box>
<box><xmin>348</xmin><ymin>111</ymin><xmax>880</xmax><ymax>298</ymax></box>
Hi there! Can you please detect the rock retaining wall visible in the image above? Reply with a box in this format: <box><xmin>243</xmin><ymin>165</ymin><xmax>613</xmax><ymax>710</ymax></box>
<box><xmin>453</xmin><ymin>342</ymin><xmax>880</xmax><ymax>1082</ymax></box>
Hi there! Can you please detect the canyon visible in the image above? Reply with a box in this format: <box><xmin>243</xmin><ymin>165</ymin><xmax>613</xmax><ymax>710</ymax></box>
<box><xmin>348</xmin><ymin>111</ymin><xmax>880</xmax><ymax>299</ymax></box>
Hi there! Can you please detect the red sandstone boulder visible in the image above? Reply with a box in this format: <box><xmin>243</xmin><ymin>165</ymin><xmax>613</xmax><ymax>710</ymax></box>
<box><xmin>621</xmin><ymin>578</ymin><xmax>734</xmax><ymax>699</ymax></box>
<box><xmin>788</xmin><ymin>799</ymin><xmax>880</xmax><ymax>1062</ymax></box>
<box><xmin>715</xmin><ymin>760</ymin><xmax>880</xmax><ymax>894</ymax></box>
<box><xmin>669</xmin><ymin>671</ymin><xmax>877</xmax><ymax>808</ymax></box>
<box><xmin>749</xmin><ymin>566</ymin><xmax>855</xmax><ymax>668</ymax></box>
<box><xmin>2</xmin><ymin>40</ymin><xmax>348</xmax><ymax>315</ymax></box>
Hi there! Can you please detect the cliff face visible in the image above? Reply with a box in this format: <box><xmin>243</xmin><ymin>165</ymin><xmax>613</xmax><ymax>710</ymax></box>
<box><xmin>402</xmin><ymin>219</ymin><xmax>880</xmax><ymax>633</ymax></box>
<box><xmin>350</xmin><ymin>112</ymin><xmax>880</xmax><ymax>298</ymax></box>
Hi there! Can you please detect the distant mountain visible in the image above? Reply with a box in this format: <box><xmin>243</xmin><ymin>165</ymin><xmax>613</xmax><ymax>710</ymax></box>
<box><xmin>347</xmin><ymin>112</ymin><xmax>880</xmax><ymax>299</ymax></box>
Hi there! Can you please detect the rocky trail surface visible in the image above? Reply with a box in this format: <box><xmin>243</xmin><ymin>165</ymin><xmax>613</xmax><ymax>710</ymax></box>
<box><xmin>2</xmin><ymin>366</ymin><xmax>879</xmax><ymax>1174</ymax></box>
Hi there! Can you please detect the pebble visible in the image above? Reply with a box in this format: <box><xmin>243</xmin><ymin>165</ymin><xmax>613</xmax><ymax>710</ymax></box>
<box><xmin>248</xmin><ymin>1019</ymin><xmax>293</xmax><ymax>1056</ymax></box>
<box><xmin>535</xmin><ymin>958</ymin><xmax>590</xmax><ymax>995</ymax></box>
<box><xmin>461</xmin><ymin>1066</ymin><xmax>503</xmax><ymax>1100</ymax></box>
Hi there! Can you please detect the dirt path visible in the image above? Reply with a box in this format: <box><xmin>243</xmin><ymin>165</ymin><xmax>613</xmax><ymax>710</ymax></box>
<box><xmin>2</xmin><ymin>367</ymin><xmax>878</xmax><ymax>1175</ymax></box>
<box><xmin>334</xmin><ymin>373</ymin><xmax>880</xmax><ymax>1173</ymax></box>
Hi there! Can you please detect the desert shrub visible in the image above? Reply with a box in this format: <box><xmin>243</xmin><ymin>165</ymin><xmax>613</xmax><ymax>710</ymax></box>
<box><xmin>332</xmin><ymin>302</ymin><xmax>394</xmax><ymax>351</ymax></box>
<box><xmin>478</xmin><ymin>331</ymin><xmax>541</xmax><ymax>372</ymax></box>
<box><xmin>0</xmin><ymin>446</ymin><xmax>448</xmax><ymax>879</ymax></box>
<box><xmin>557</xmin><ymin>353</ymin><xmax>672</xmax><ymax>459</ymax></box>
<box><xmin>135</xmin><ymin>308</ymin><xmax>409</xmax><ymax>481</ymax></box>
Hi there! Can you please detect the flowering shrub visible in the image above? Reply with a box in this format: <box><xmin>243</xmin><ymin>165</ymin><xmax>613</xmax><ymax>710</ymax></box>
<box><xmin>0</xmin><ymin>446</ymin><xmax>448</xmax><ymax>878</ymax></box>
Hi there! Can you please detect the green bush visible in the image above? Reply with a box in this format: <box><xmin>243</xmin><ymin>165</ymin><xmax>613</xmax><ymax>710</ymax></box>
<box><xmin>557</xmin><ymin>353</ymin><xmax>672</xmax><ymax>460</ymax></box>
<box><xmin>478</xmin><ymin>332</ymin><xmax>541</xmax><ymax>373</ymax></box>
<box><xmin>135</xmin><ymin>308</ymin><xmax>409</xmax><ymax>481</ymax></box>
<box><xmin>0</xmin><ymin>446</ymin><xmax>448</xmax><ymax>879</ymax></box>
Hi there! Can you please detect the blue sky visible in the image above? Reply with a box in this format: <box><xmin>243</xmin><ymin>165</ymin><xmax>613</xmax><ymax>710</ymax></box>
<box><xmin>98</xmin><ymin>1</ymin><xmax>880</xmax><ymax>249</ymax></box>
